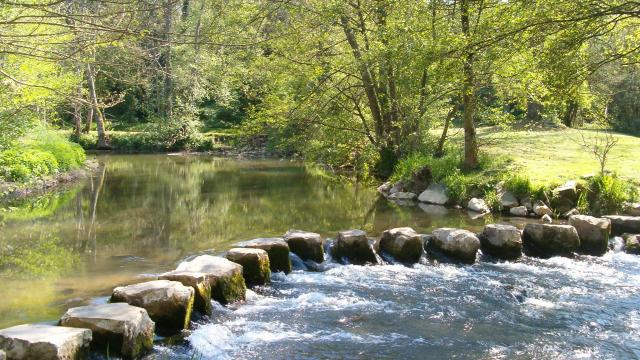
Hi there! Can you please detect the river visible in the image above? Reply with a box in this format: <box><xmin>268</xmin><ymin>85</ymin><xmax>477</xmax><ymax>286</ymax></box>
<box><xmin>0</xmin><ymin>154</ymin><xmax>638</xmax><ymax>359</ymax></box>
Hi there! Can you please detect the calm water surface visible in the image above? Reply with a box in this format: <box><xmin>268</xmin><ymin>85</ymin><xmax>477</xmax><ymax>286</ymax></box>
<box><xmin>0</xmin><ymin>154</ymin><xmax>638</xmax><ymax>359</ymax></box>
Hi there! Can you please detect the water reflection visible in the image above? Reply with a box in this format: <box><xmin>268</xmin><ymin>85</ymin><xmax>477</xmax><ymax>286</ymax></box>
<box><xmin>0</xmin><ymin>154</ymin><xmax>493</xmax><ymax>328</ymax></box>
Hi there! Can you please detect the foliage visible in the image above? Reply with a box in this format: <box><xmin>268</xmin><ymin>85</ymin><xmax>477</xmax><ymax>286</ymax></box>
<box><xmin>0</xmin><ymin>130</ymin><xmax>85</xmax><ymax>183</ymax></box>
<box><xmin>582</xmin><ymin>174</ymin><xmax>638</xmax><ymax>216</ymax></box>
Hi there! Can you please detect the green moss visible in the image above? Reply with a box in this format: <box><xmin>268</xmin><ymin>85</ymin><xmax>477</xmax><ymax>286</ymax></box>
<box><xmin>212</xmin><ymin>270</ymin><xmax>246</xmax><ymax>304</ymax></box>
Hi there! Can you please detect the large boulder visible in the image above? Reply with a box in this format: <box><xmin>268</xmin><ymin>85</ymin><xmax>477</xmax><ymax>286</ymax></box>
<box><xmin>418</xmin><ymin>184</ymin><xmax>449</xmax><ymax>205</ymax></box>
<box><xmin>283</xmin><ymin>230</ymin><xmax>324</xmax><ymax>263</ymax></box>
<box><xmin>378</xmin><ymin>227</ymin><xmax>423</xmax><ymax>263</ymax></box>
<box><xmin>176</xmin><ymin>255</ymin><xmax>246</xmax><ymax>304</ymax></box>
<box><xmin>551</xmin><ymin>180</ymin><xmax>579</xmax><ymax>213</ymax></box>
<box><xmin>522</xmin><ymin>224</ymin><xmax>580</xmax><ymax>258</ymax></box>
<box><xmin>603</xmin><ymin>215</ymin><xmax>640</xmax><ymax>236</ymax></box>
<box><xmin>510</xmin><ymin>206</ymin><xmax>529</xmax><ymax>217</ymax></box>
<box><xmin>624</xmin><ymin>234</ymin><xmax>640</xmax><ymax>255</ymax></box>
<box><xmin>426</xmin><ymin>228</ymin><xmax>480</xmax><ymax>264</ymax></box>
<box><xmin>110</xmin><ymin>280</ymin><xmax>194</xmax><ymax>332</ymax></box>
<box><xmin>0</xmin><ymin>324</ymin><xmax>91</xmax><ymax>360</ymax></box>
<box><xmin>236</xmin><ymin>238</ymin><xmax>291</xmax><ymax>274</ymax></box>
<box><xmin>467</xmin><ymin>198</ymin><xmax>489</xmax><ymax>213</ymax></box>
<box><xmin>59</xmin><ymin>303</ymin><xmax>154</xmax><ymax>359</ymax></box>
<box><xmin>159</xmin><ymin>271</ymin><xmax>212</xmax><ymax>315</ymax></box>
<box><xmin>332</xmin><ymin>230</ymin><xmax>378</xmax><ymax>265</ymax></box>
<box><xmin>478</xmin><ymin>224</ymin><xmax>522</xmax><ymax>260</ymax></box>
<box><xmin>568</xmin><ymin>215</ymin><xmax>611</xmax><ymax>256</ymax></box>
<box><xmin>226</xmin><ymin>248</ymin><xmax>271</xmax><ymax>286</ymax></box>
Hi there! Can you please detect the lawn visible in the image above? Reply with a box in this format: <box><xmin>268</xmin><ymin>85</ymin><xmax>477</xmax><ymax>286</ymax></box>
<box><xmin>444</xmin><ymin>127</ymin><xmax>640</xmax><ymax>185</ymax></box>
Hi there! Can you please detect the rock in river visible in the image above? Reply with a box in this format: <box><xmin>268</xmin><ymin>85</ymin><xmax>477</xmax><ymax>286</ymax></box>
<box><xmin>283</xmin><ymin>230</ymin><xmax>324</xmax><ymax>263</ymax></box>
<box><xmin>624</xmin><ymin>234</ymin><xmax>640</xmax><ymax>255</ymax></box>
<box><xmin>226</xmin><ymin>248</ymin><xmax>271</xmax><ymax>287</ymax></box>
<box><xmin>568</xmin><ymin>215</ymin><xmax>611</xmax><ymax>256</ymax></box>
<box><xmin>378</xmin><ymin>227</ymin><xmax>423</xmax><ymax>263</ymax></box>
<box><xmin>478</xmin><ymin>224</ymin><xmax>522</xmax><ymax>260</ymax></box>
<box><xmin>159</xmin><ymin>271</ymin><xmax>212</xmax><ymax>315</ymax></box>
<box><xmin>510</xmin><ymin>206</ymin><xmax>529</xmax><ymax>217</ymax></box>
<box><xmin>522</xmin><ymin>223</ymin><xmax>580</xmax><ymax>258</ymax></box>
<box><xmin>176</xmin><ymin>255</ymin><xmax>246</xmax><ymax>304</ymax></box>
<box><xmin>110</xmin><ymin>280</ymin><xmax>194</xmax><ymax>332</ymax></box>
<box><xmin>418</xmin><ymin>184</ymin><xmax>449</xmax><ymax>205</ymax></box>
<box><xmin>0</xmin><ymin>324</ymin><xmax>91</xmax><ymax>360</ymax></box>
<box><xmin>603</xmin><ymin>215</ymin><xmax>640</xmax><ymax>236</ymax></box>
<box><xmin>426</xmin><ymin>228</ymin><xmax>480</xmax><ymax>264</ymax></box>
<box><xmin>59</xmin><ymin>303</ymin><xmax>154</xmax><ymax>359</ymax></box>
<box><xmin>237</xmin><ymin>237</ymin><xmax>292</xmax><ymax>274</ymax></box>
<box><xmin>332</xmin><ymin>230</ymin><xmax>379</xmax><ymax>265</ymax></box>
<box><xmin>467</xmin><ymin>198</ymin><xmax>490</xmax><ymax>213</ymax></box>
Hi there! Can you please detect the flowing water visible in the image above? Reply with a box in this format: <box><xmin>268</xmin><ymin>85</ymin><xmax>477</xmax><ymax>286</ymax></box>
<box><xmin>0</xmin><ymin>154</ymin><xmax>638</xmax><ymax>359</ymax></box>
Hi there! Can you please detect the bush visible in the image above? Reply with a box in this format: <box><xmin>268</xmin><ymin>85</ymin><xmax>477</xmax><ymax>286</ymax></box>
<box><xmin>0</xmin><ymin>130</ymin><xmax>85</xmax><ymax>183</ymax></box>
<box><xmin>583</xmin><ymin>174</ymin><xmax>637</xmax><ymax>216</ymax></box>
<box><xmin>0</xmin><ymin>148</ymin><xmax>60</xmax><ymax>182</ymax></box>
<box><xmin>503</xmin><ymin>173</ymin><xmax>533</xmax><ymax>198</ymax></box>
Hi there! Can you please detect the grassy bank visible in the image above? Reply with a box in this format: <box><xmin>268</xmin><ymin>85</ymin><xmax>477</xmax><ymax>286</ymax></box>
<box><xmin>443</xmin><ymin>127</ymin><xmax>640</xmax><ymax>184</ymax></box>
<box><xmin>67</xmin><ymin>127</ymin><xmax>243</xmax><ymax>153</ymax></box>
<box><xmin>392</xmin><ymin>127</ymin><xmax>639</xmax><ymax>216</ymax></box>
<box><xmin>0</xmin><ymin>129</ymin><xmax>88</xmax><ymax>201</ymax></box>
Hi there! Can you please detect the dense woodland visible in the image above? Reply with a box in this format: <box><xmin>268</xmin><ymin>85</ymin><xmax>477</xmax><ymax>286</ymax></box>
<box><xmin>1</xmin><ymin>0</ymin><xmax>640</xmax><ymax>180</ymax></box>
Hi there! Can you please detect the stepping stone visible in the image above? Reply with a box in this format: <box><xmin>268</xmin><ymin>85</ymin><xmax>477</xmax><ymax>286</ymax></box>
<box><xmin>226</xmin><ymin>248</ymin><xmax>271</xmax><ymax>286</ymax></box>
<box><xmin>176</xmin><ymin>255</ymin><xmax>246</xmax><ymax>304</ymax></box>
<box><xmin>332</xmin><ymin>230</ymin><xmax>378</xmax><ymax>265</ymax></box>
<box><xmin>59</xmin><ymin>303</ymin><xmax>154</xmax><ymax>359</ymax></box>
<box><xmin>236</xmin><ymin>238</ymin><xmax>291</xmax><ymax>273</ymax></box>
<box><xmin>378</xmin><ymin>227</ymin><xmax>423</xmax><ymax>263</ymax></box>
<box><xmin>522</xmin><ymin>223</ymin><xmax>580</xmax><ymax>258</ymax></box>
<box><xmin>0</xmin><ymin>324</ymin><xmax>91</xmax><ymax>360</ymax></box>
<box><xmin>283</xmin><ymin>230</ymin><xmax>324</xmax><ymax>263</ymax></box>
<box><xmin>569</xmin><ymin>215</ymin><xmax>611</xmax><ymax>256</ymax></box>
<box><xmin>426</xmin><ymin>228</ymin><xmax>480</xmax><ymax>264</ymax></box>
<box><xmin>603</xmin><ymin>215</ymin><xmax>640</xmax><ymax>235</ymax></box>
<box><xmin>110</xmin><ymin>280</ymin><xmax>194</xmax><ymax>333</ymax></box>
<box><xmin>478</xmin><ymin>224</ymin><xmax>522</xmax><ymax>260</ymax></box>
<box><xmin>159</xmin><ymin>271</ymin><xmax>212</xmax><ymax>315</ymax></box>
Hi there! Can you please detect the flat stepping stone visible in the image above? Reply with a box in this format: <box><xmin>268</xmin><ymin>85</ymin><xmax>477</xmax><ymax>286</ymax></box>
<box><xmin>110</xmin><ymin>280</ymin><xmax>194</xmax><ymax>333</ymax></box>
<box><xmin>226</xmin><ymin>248</ymin><xmax>271</xmax><ymax>286</ymax></box>
<box><xmin>478</xmin><ymin>224</ymin><xmax>522</xmax><ymax>260</ymax></box>
<box><xmin>426</xmin><ymin>228</ymin><xmax>480</xmax><ymax>264</ymax></box>
<box><xmin>236</xmin><ymin>238</ymin><xmax>291</xmax><ymax>273</ymax></box>
<box><xmin>522</xmin><ymin>224</ymin><xmax>580</xmax><ymax>258</ymax></box>
<box><xmin>159</xmin><ymin>271</ymin><xmax>212</xmax><ymax>315</ymax></box>
<box><xmin>332</xmin><ymin>230</ymin><xmax>379</xmax><ymax>265</ymax></box>
<box><xmin>378</xmin><ymin>227</ymin><xmax>423</xmax><ymax>263</ymax></box>
<box><xmin>176</xmin><ymin>255</ymin><xmax>246</xmax><ymax>304</ymax></box>
<box><xmin>283</xmin><ymin>230</ymin><xmax>324</xmax><ymax>263</ymax></box>
<box><xmin>0</xmin><ymin>324</ymin><xmax>91</xmax><ymax>360</ymax></box>
<box><xmin>59</xmin><ymin>303</ymin><xmax>154</xmax><ymax>359</ymax></box>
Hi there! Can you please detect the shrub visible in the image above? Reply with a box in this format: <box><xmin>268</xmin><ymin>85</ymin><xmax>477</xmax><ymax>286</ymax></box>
<box><xmin>584</xmin><ymin>174</ymin><xmax>637</xmax><ymax>216</ymax></box>
<box><xmin>503</xmin><ymin>173</ymin><xmax>533</xmax><ymax>198</ymax></box>
<box><xmin>484</xmin><ymin>189</ymin><xmax>502</xmax><ymax>212</ymax></box>
<box><xmin>0</xmin><ymin>147</ymin><xmax>60</xmax><ymax>182</ymax></box>
<box><xmin>33</xmin><ymin>133</ymin><xmax>85</xmax><ymax>171</ymax></box>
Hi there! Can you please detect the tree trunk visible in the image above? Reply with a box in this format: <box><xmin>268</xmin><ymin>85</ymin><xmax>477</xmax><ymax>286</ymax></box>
<box><xmin>162</xmin><ymin>0</ymin><xmax>174</xmax><ymax>118</ymax></box>
<box><xmin>435</xmin><ymin>105</ymin><xmax>457</xmax><ymax>157</ymax></box>
<box><xmin>341</xmin><ymin>15</ymin><xmax>384</xmax><ymax>141</ymax></box>
<box><xmin>562</xmin><ymin>101</ymin><xmax>578</xmax><ymax>127</ymax></box>
<box><xmin>460</xmin><ymin>0</ymin><xmax>479</xmax><ymax>169</ymax></box>
<box><xmin>86</xmin><ymin>63</ymin><xmax>110</xmax><ymax>149</ymax></box>
<box><xmin>73</xmin><ymin>66</ymin><xmax>83</xmax><ymax>137</ymax></box>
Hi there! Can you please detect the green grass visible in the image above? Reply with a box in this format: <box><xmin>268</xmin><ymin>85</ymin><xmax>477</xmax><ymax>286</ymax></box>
<box><xmin>442</xmin><ymin>127</ymin><xmax>640</xmax><ymax>185</ymax></box>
